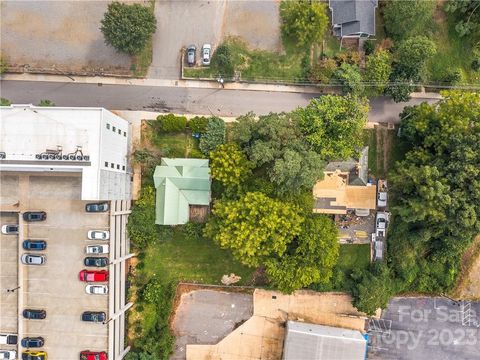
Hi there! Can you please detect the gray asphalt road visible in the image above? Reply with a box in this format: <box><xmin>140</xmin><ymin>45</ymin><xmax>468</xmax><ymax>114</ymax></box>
<box><xmin>0</xmin><ymin>80</ymin><xmax>437</xmax><ymax>121</ymax></box>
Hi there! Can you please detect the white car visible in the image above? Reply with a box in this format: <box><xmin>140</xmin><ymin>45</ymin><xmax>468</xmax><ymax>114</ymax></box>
<box><xmin>376</xmin><ymin>212</ymin><xmax>388</xmax><ymax>237</ymax></box>
<box><xmin>87</xmin><ymin>230</ymin><xmax>110</xmax><ymax>240</ymax></box>
<box><xmin>0</xmin><ymin>350</ymin><xmax>16</xmax><ymax>360</ymax></box>
<box><xmin>377</xmin><ymin>191</ymin><xmax>387</xmax><ymax>207</ymax></box>
<box><xmin>86</xmin><ymin>244</ymin><xmax>110</xmax><ymax>254</ymax></box>
<box><xmin>1</xmin><ymin>224</ymin><xmax>18</xmax><ymax>235</ymax></box>
<box><xmin>86</xmin><ymin>284</ymin><xmax>108</xmax><ymax>295</ymax></box>
<box><xmin>0</xmin><ymin>334</ymin><xmax>17</xmax><ymax>345</ymax></box>
<box><xmin>21</xmin><ymin>254</ymin><xmax>46</xmax><ymax>265</ymax></box>
<box><xmin>202</xmin><ymin>44</ymin><xmax>211</xmax><ymax>65</ymax></box>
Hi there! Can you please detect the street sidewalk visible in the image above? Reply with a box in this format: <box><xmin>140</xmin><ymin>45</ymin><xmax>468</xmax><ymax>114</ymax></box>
<box><xmin>1</xmin><ymin>73</ymin><xmax>443</xmax><ymax>99</ymax></box>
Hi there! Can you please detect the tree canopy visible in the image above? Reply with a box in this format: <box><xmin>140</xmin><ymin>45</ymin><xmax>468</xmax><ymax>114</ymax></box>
<box><xmin>101</xmin><ymin>1</ymin><xmax>157</xmax><ymax>55</ymax></box>
<box><xmin>445</xmin><ymin>0</ymin><xmax>480</xmax><ymax>40</ymax></box>
<box><xmin>279</xmin><ymin>0</ymin><xmax>329</xmax><ymax>49</ymax></box>
<box><xmin>295</xmin><ymin>95</ymin><xmax>368</xmax><ymax>160</ymax></box>
<box><xmin>204</xmin><ymin>192</ymin><xmax>304</xmax><ymax>267</ymax></box>
<box><xmin>199</xmin><ymin>117</ymin><xmax>226</xmax><ymax>155</ymax></box>
<box><xmin>395</xmin><ymin>36</ymin><xmax>437</xmax><ymax>80</ymax></box>
<box><xmin>364</xmin><ymin>49</ymin><xmax>393</xmax><ymax>96</ymax></box>
<box><xmin>333</xmin><ymin>63</ymin><xmax>364</xmax><ymax>95</ymax></box>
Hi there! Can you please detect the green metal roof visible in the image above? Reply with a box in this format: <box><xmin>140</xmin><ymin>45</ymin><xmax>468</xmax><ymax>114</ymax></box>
<box><xmin>153</xmin><ymin>158</ymin><xmax>211</xmax><ymax>225</ymax></box>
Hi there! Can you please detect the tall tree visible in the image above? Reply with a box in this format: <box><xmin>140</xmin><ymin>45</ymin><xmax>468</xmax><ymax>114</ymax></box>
<box><xmin>395</xmin><ymin>36</ymin><xmax>437</xmax><ymax>80</ymax></box>
<box><xmin>364</xmin><ymin>49</ymin><xmax>393</xmax><ymax>96</ymax></box>
<box><xmin>279</xmin><ymin>0</ymin><xmax>329</xmax><ymax>49</ymax></box>
<box><xmin>204</xmin><ymin>192</ymin><xmax>304</xmax><ymax>267</ymax></box>
<box><xmin>295</xmin><ymin>95</ymin><xmax>368</xmax><ymax>160</ymax></box>
<box><xmin>332</xmin><ymin>63</ymin><xmax>364</xmax><ymax>95</ymax></box>
<box><xmin>199</xmin><ymin>117</ymin><xmax>226</xmax><ymax>155</ymax></box>
<box><xmin>383</xmin><ymin>0</ymin><xmax>435</xmax><ymax>41</ymax></box>
<box><xmin>445</xmin><ymin>0</ymin><xmax>480</xmax><ymax>39</ymax></box>
<box><xmin>101</xmin><ymin>1</ymin><xmax>157</xmax><ymax>55</ymax></box>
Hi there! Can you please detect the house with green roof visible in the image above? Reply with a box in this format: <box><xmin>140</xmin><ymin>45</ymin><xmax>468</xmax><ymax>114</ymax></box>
<box><xmin>153</xmin><ymin>158</ymin><xmax>211</xmax><ymax>225</ymax></box>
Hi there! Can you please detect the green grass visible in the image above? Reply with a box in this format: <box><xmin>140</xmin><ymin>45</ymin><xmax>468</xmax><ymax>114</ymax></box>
<box><xmin>322</xmin><ymin>32</ymin><xmax>342</xmax><ymax>58</ymax></box>
<box><xmin>151</xmin><ymin>131</ymin><xmax>202</xmax><ymax>158</ymax></box>
<box><xmin>142</xmin><ymin>227</ymin><xmax>256</xmax><ymax>285</ymax></box>
<box><xmin>386</xmin><ymin>128</ymin><xmax>409</xmax><ymax>175</ymax></box>
<box><xmin>336</xmin><ymin>244</ymin><xmax>371</xmax><ymax>274</ymax></box>
<box><xmin>183</xmin><ymin>67</ymin><xmax>214</xmax><ymax>79</ymax></box>
<box><xmin>363</xmin><ymin>129</ymin><xmax>378</xmax><ymax>177</ymax></box>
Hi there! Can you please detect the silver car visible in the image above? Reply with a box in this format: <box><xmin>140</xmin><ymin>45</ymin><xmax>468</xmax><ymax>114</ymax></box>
<box><xmin>202</xmin><ymin>44</ymin><xmax>211</xmax><ymax>66</ymax></box>
<box><xmin>21</xmin><ymin>254</ymin><xmax>46</xmax><ymax>265</ymax></box>
<box><xmin>86</xmin><ymin>244</ymin><xmax>109</xmax><ymax>254</ymax></box>
<box><xmin>87</xmin><ymin>230</ymin><xmax>110</xmax><ymax>240</ymax></box>
<box><xmin>86</xmin><ymin>284</ymin><xmax>108</xmax><ymax>295</ymax></box>
<box><xmin>187</xmin><ymin>45</ymin><xmax>196</xmax><ymax>66</ymax></box>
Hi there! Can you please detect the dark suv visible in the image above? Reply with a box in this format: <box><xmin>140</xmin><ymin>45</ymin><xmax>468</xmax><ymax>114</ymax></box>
<box><xmin>84</xmin><ymin>257</ymin><xmax>109</xmax><ymax>267</ymax></box>
<box><xmin>23</xmin><ymin>240</ymin><xmax>47</xmax><ymax>251</ymax></box>
<box><xmin>81</xmin><ymin>311</ymin><xmax>106</xmax><ymax>323</ymax></box>
<box><xmin>23</xmin><ymin>212</ymin><xmax>47</xmax><ymax>222</ymax></box>
<box><xmin>21</xmin><ymin>337</ymin><xmax>45</xmax><ymax>348</ymax></box>
<box><xmin>22</xmin><ymin>309</ymin><xmax>46</xmax><ymax>320</ymax></box>
<box><xmin>85</xmin><ymin>203</ymin><xmax>109</xmax><ymax>212</ymax></box>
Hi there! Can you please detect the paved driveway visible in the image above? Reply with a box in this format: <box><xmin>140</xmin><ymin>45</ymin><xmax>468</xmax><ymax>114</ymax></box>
<box><xmin>0</xmin><ymin>1</ymin><xmax>131</xmax><ymax>72</ymax></box>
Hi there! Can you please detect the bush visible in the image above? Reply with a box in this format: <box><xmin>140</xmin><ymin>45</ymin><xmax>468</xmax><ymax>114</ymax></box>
<box><xmin>211</xmin><ymin>43</ymin><xmax>235</xmax><ymax>78</ymax></box>
<box><xmin>440</xmin><ymin>67</ymin><xmax>464</xmax><ymax>85</ymax></box>
<box><xmin>38</xmin><ymin>99</ymin><xmax>55</xmax><ymax>107</ymax></box>
<box><xmin>127</xmin><ymin>186</ymin><xmax>158</xmax><ymax>248</ymax></box>
<box><xmin>0</xmin><ymin>98</ymin><xmax>11</xmax><ymax>106</ymax></box>
<box><xmin>335</xmin><ymin>50</ymin><xmax>361</xmax><ymax>65</ymax></box>
<box><xmin>363</xmin><ymin>40</ymin><xmax>376</xmax><ymax>55</ymax></box>
<box><xmin>472</xmin><ymin>59</ymin><xmax>480</xmax><ymax>71</ymax></box>
<box><xmin>181</xmin><ymin>222</ymin><xmax>204</xmax><ymax>240</ymax></box>
<box><xmin>155</xmin><ymin>114</ymin><xmax>187</xmax><ymax>133</ymax></box>
<box><xmin>309</xmin><ymin>58</ymin><xmax>337</xmax><ymax>83</ymax></box>
<box><xmin>333</xmin><ymin>63</ymin><xmax>364</xmax><ymax>95</ymax></box>
<box><xmin>188</xmin><ymin>116</ymin><xmax>209</xmax><ymax>133</ymax></box>
<box><xmin>188</xmin><ymin>148</ymin><xmax>205</xmax><ymax>159</ymax></box>
<box><xmin>100</xmin><ymin>1</ymin><xmax>157</xmax><ymax>55</ymax></box>
<box><xmin>199</xmin><ymin>117</ymin><xmax>226</xmax><ymax>155</ymax></box>
<box><xmin>0</xmin><ymin>57</ymin><xmax>8</xmax><ymax>74</ymax></box>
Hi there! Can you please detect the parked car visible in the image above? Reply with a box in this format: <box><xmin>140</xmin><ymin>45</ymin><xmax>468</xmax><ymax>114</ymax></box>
<box><xmin>202</xmin><ymin>44</ymin><xmax>211</xmax><ymax>65</ymax></box>
<box><xmin>375</xmin><ymin>212</ymin><xmax>388</xmax><ymax>237</ymax></box>
<box><xmin>0</xmin><ymin>334</ymin><xmax>18</xmax><ymax>345</ymax></box>
<box><xmin>23</xmin><ymin>240</ymin><xmax>47</xmax><ymax>251</ymax></box>
<box><xmin>80</xmin><ymin>351</ymin><xmax>107</xmax><ymax>360</ymax></box>
<box><xmin>85</xmin><ymin>285</ymin><xmax>108</xmax><ymax>295</ymax></box>
<box><xmin>374</xmin><ymin>241</ymin><xmax>384</xmax><ymax>261</ymax></box>
<box><xmin>81</xmin><ymin>311</ymin><xmax>106</xmax><ymax>323</ymax></box>
<box><xmin>187</xmin><ymin>45</ymin><xmax>196</xmax><ymax>66</ymax></box>
<box><xmin>87</xmin><ymin>230</ymin><xmax>110</xmax><ymax>240</ymax></box>
<box><xmin>85</xmin><ymin>203</ymin><xmax>109</xmax><ymax>212</ymax></box>
<box><xmin>22</xmin><ymin>350</ymin><xmax>47</xmax><ymax>360</ymax></box>
<box><xmin>79</xmin><ymin>270</ymin><xmax>108</xmax><ymax>282</ymax></box>
<box><xmin>21</xmin><ymin>337</ymin><xmax>45</xmax><ymax>348</ymax></box>
<box><xmin>23</xmin><ymin>309</ymin><xmax>46</xmax><ymax>320</ymax></box>
<box><xmin>23</xmin><ymin>211</ymin><xmax>46</xmax><ymax>222</ymax></box>
<box><xmin>21</xmin><ymin>254</ymin><xmax>46</xmax><ymax>265</ymax></box>
<box><xmin>84</xmin><ymin>257</ymin><xmax>109</xmax><ymax>267</ymax></box>
<box><xmin>1</xmin><ymin>224</ymin><xmax>18</xmax><ymax>235</ymax></box>
<box><xmin>86</xmin><ymin>244</ymin><xmax>109</xmax><ymax>254</ymax></box>
<box><xmin>377</xmin><ymin>179</ymin><xmax>388</xmax><ymax>207</ymax></box>
<box><xmin>0</xmin><ymin>350</ymin><xmax>16</xmax><ymax>360</ymax></box>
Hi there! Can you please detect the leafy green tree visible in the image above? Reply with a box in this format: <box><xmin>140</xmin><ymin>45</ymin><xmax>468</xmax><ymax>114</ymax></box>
<box><xmin>364</xmin><ymin>49</ymin><xmax>393</xmax><ymax>96</ymax></box>
<box><xmin>199</xmin><ymin>117</ymin><xmax>226</xmax><ymax>155</ymax></box>
<box><xmin>101</xmin><ymin>1</ymin><xmax>157</xmax><ymax>55</ymax></box>
<box><xmin>38</xmin><ymin>99</ymin><xmax>55</xmax><ymax>106</ymax></box>
<box><xmin>233</xmin><ymin>112</ymin><xmax>325</xmax><ymax>194</ymax></box>
<box><xmin>350</xmin><ymin>262</ymin><xmax>396</xmax><ymax>316</ymax></box>
<box><xmin>332</xmin><ymin>63</ymin><xmax>364</xmax><ymax>95</ymax></box>
<box><xmin>396</xmin><ymin>36</ymin><xmax>437</xmax><ymax>79</ymax></box>
<box><xmin>155</xmin><ymin>114</ymin><xmax>187</xmax><ymax>133</ymax></box>
<box><xmin>279</xmin><ymin>0</ymin><xmax>329</xmax><ymax>49</ymax></box>
<box><xmin>384</xmin><ymin>70</ymin><xmax>414</xmax><ymax>102</ymax></box>
<box><xmin>211</xmin><ymin>42</ymin><xmax>235</xmax><ymax>77</ymax></box>
<box><xmin>188</xmin><ymin>116</ymin><xmax>209</xmax><ymax>133</ymax></box>
<box><xmin>265</xmin><ymin>216</ymin><xmax>339</xmax><ymax>293</ymax></box>
<box><xmin>309</xmin><ymin>58</ymin><xmax>337</xmax><ymax>83</ymax></box>
<box><xmin>445</xmin><ymin>0</ymin><xmax>480</xmax><ymax>39</ymax></box>
<box><xmin>209</xmin><ymin>143</ymin><xmax>252</xmax><ymax>192</ymax></box>
<box><xmin>0</xmin><ymin>98</ymin><xmax>11</xmax><ymax>106</ymax></box>
<box><xmin>127</xmin><ymin>186</ymin><xmax>157</xmax><ymax>248</ymax></box>
<box><xmin>204</xmin><ymin>192</ymin><xmax>304</xmax><ymax>267</ymax></box>
<box><xmin>295</xmin><ymin>95</ymin><xmax>368</xmax><ymax>160</ymax></box>
<box><xmin>383</xmin><ymin>0</ymin><xmax>435</xmax><ymax>40</ymax></box>
<box><xmin>0</xmin><ymin>56</ymin><xmax>8</xmax><ymax>74</ymax></box>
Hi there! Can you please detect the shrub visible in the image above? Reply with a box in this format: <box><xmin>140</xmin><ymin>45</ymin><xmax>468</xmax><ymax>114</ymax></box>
<box><xmin>127</xmin><ymin>186</ymin><xmax>158</xmax><ymax>248</ymax></box>
<box><xmin>0</xmin><ymin>56</ymin><xmax>8</xmax><ymax>74</ymax></box>
<box><xmin>199</xmin><ymin>117</ymin><xmax>226</xmax><ymax>155</ymax></box>
<box><xmin>335</xmin><ymin>50</ymin><xmax>361</xmax><ymax>65</ymax></box>
<box><xmin>472</xmin><ymin>59</ymin><xmax>480</xmax><ymax>72</ymax></box>
<box><xmin>38</xmin><ymin>99</ymin><xmax>55</xmax><ymax>107</ymax></box>
<box><xmin>155</xmin><ymin>114</ymin><xmax>187</xmax><ymax>133</ymax></box>
<box><xmin>363</xmin><ymin>40</ymin><xmax>376</xmax><ymax>55</ymax></box>
<box><xmin>100</xmin><ymin>1</ymin><xmax>157</xmax><ymax>55</ymax></box>
<box><xmin>309</xmin><ymin>58</ymin><xmax>337</xmax><ymax>83</ymax></box>
<box><xmin>188</xmin><ymin>116</ymin><xmax>209</xmax><ymax>133</ymax></box>
<box><xmin>0</xmin><ymin>98</ymin><xmax>11</xmax><ymax>106</ymax></box>
<box><xmin>211</xmin><ymin>43</ymin><xmax>235</xmax><ymax>78</ymax></box>
<box><xmin>181</xmin><ymin>222</ymin><xmax>204</xmax><ymax>240</ymax></box>
<box><xmin>188</xmin><ymin>148</ymin><xmax>205</xmax><ymax>159</ymax></box>
<box><xmin>333</xmin><ymin>63</ymin><xmax>364</xmax><ymax>95</ymax></box>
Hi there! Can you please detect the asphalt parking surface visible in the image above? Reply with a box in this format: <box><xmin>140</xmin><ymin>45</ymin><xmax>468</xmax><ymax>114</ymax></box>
<box><xmin>368</xmin><ymin>297</ymin><xmax>480</xmax><ymax>360</ymax></box>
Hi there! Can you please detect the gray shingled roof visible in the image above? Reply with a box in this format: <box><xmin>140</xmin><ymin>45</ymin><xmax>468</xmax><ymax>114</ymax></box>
<box><xmin>329</xmin><ymin>0</ymin><xmax>378</xmax><ymax>37</ymax></box>
<box><xmin>325</xmin><ymin>147</ymin><xmax>369</xmax><ymax>186</ymax></box>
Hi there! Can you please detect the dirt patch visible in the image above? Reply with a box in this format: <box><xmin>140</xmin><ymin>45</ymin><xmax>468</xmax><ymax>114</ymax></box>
<box><xmin>374</xmin><ymin>124</ymin><xmax>395</xmax><ymax>177</ymax></box>
<box><xmin>452</xmin><ymin>235</ymin><xmax>480</xmax><ymax>300</ymax></box>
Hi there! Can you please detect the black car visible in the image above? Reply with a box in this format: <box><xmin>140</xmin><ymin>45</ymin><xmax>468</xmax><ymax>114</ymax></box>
<box><xmin>84</xmin><ymin>257</ymin><xmax>109</xmax><ymax>267</ymax></box>
<box><xmin>21</xmin><ymin>337</ymin><xmax>44</xmax><ymax>348</ymax></box>
<box><xmin>23</xmin><ymin>212</ymin><xmax>47</xmax><ymax>222</ymax></box>
<box><xmin>85</xmin><ymin>203</ymin><xmax>109</xmax><ymax>213</ymax></box>
<box><xmin>22</xmin><ymin>240</ymin><xmax>47</xmax><ymax>251</ymax></box>
<box><xmin>81</xmin><ymin>311</ymin><xmax>106</xmax><ymax>323</ymax></box>
<box><xmin>22</xmin><ymin>309</ymin><xmax>46</xmax><ymax>320</ymax></box>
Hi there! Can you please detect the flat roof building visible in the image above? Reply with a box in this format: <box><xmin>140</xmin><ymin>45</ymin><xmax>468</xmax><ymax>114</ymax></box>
<box><xmin>0</xmin><ymin>104</ymin><xmax>131</xmax><ymax>200</ymax></box>
<box><xmin>283</xmin><ymin>321</ymin><xmax>367</xmax><ymax>360</ymax></box>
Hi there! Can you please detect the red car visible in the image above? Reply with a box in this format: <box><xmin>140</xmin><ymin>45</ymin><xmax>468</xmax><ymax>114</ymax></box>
<box><xmin>78</xmin><ymin>270</ymin><xmax>108</xmax><ymax>282</ymax></box>
<box><xmin>80</xmin><ymin>351</ymin><xmax>107</xmax><ymax>360</ymax></box>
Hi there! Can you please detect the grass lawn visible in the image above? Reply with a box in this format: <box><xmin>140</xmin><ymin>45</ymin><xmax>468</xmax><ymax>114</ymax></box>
<box><xmin>363</xmin><ymin>128</ymin><xmax>378</xmax><ymax>178</ymax></box>
<box><xmin>183</xmin><ymin>67</ymin><xmax>214</xmax><ymax>79</ymax></box>
<box><xmin>386</xmin><ymin>128</ymin><xmax>409</xmax><ymax>175</ymax></box>
<box><xmin>148</xmin><ymin>125</ymin><xmax>203</xmax><ymax>159</ymax></box>
<box><xmin>336</xmin><ymin>244</ymin><xmax>371</xmax><ymax>274</ymax></box>
<box><xmin>142</xmin><ymin>227</ymin><xmax>256</xmax><ymax>285</ymax></box>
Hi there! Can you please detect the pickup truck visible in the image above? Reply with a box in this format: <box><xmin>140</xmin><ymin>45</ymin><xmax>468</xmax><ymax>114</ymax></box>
<box><xmin>0</xmin><ymin>333</ymin><xmax>18</xmax><ymax>345</ymax></box>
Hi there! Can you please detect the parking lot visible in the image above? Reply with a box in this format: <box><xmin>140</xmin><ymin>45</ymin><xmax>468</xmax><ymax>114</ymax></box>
<box><xmin>368</xmin><ymin>297</ymin><xmax>480</xmax><ymax>360</ymax></box>
<box><xmin>1</xmin><ymin>173</ymin><xmax>124</xmax><ymax>359</ymax></box>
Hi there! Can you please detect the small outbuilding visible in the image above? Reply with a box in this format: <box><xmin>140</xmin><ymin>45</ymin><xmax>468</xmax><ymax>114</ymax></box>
<box><xmin>329</xmin><ymin>0</ymin><xmax>378</xmax><ymax>38</ymax></box>
<box><xmin>153</xmin><ymin>158</ymin><xmax>211</xmax><ymax>225</ymax></box>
